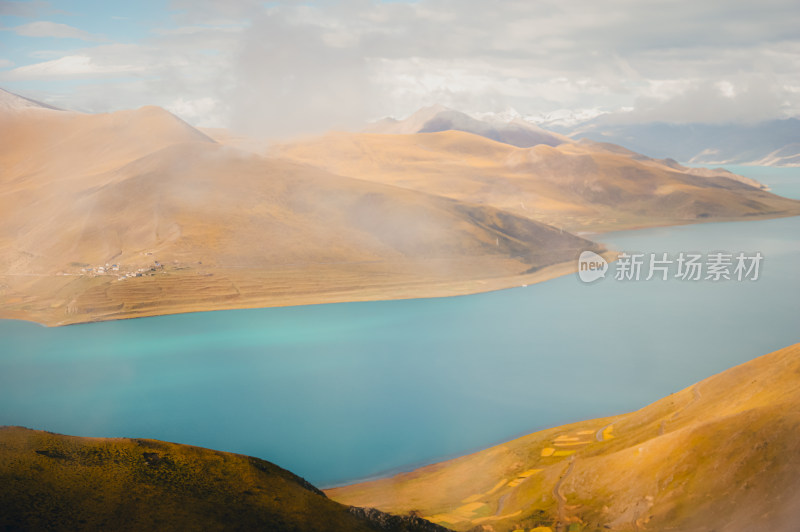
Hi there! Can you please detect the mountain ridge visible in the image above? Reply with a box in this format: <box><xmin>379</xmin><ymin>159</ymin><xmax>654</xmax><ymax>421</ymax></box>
<box><xmin>551</xmin><ymin>115</ymin><xmax>800</xmax><ymax>167</ymax></box>
<box><xmin>365</xmin><ymin>105</ymin><xmax>570</xmax><ymax>148</ymax></box>
<box><xmin>372</xmin><ymin>104</ymin><xmax>800</xmax><ymax>167</ymax></box>
<box><xmin>0</xmin><ymin>87</ymin><xmax>63</xmax><ymax>112</ymax></box>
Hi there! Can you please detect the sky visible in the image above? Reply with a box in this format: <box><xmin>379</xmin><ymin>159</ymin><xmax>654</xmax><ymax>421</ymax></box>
<box><xmin>1</xmin><ymin>0</ymin><xmax>799</xmax><ymax>135</ymax></box>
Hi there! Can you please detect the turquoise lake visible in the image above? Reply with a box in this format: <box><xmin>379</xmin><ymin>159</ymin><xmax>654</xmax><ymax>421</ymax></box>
<box><xmin>1</xmin><ymin>167</ymin><xmax>798</xmax><ymax>487</ymax></box>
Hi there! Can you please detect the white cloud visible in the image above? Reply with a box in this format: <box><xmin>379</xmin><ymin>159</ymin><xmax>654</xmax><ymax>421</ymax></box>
<box><xmin>150</xmin><ymin>25</ymin><xmax>243</xmax><ymax>36</ymax></box>
<box><xmin>0</xmin><ymin>58</ymin><xmax>14</xmax><ymax>68</ymax></box>
<box><xmin>611</xmin><ymin>77</ymin><xmax>796</xmax><ymax>124</ymax></box>
<box><xmin>165</xmin><ymin>96</ymin><xmax>225</xmax><ymax>127</ymax></box>
<box><xmin>29</xmin><ymin>48</ymin><xmax>79</xmax><ymax>59</ymax></box>
<box><xmin>4</xmin><ymin>0</ymin><xmax>800</xmax><ymax>128</ymax></box>
<box><xmin>8</xmin><ymin>21</ymin><xmax>103</xmax><ymax>41</ymax></box>
<box><xmin>2</xmin><ymin>54</ymin><xmax>144</xmax><ymax>80</ymax></box>
<box><xmin>0</xmin><ymin>1</ymin><xmax>52</xmax><ymax>18</ymax></box>
<box><xmin>221</xmin><ymin>8</ymin><xmax>373</xmax><ymax>136</ymax></box>
<box><xmin>716</xmin><ymin>81</ymin><xmax>736</xmax><ymax>99</ymax></box>
<box><xmin>209</xmin><ymin>0</ymin><xmax>800</xmax><ymax>130</ymax></box>
<box><xmin>641</xmin><ymin>79</ymin><xmax>696</xmax><ymax>102</ymax></box>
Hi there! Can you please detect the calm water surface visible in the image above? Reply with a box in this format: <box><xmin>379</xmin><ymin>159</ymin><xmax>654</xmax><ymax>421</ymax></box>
<box><xmin>1</xmin><ymin>167</ymin><xmax>798</xmax><ymax>486</ymax></box>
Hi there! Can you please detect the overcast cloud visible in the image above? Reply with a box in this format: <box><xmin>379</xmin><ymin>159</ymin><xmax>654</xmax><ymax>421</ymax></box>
<box><xmin>1</xmin><ymin>0</ymin><xmax>799</xmax><ymax>134</ymax></box>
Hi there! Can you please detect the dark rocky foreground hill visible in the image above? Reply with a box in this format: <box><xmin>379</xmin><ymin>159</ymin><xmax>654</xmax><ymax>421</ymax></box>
<box><xmin>0</xmin><ymin>426</ymin><xmax>451</xmax><ymax>532</ymax></box>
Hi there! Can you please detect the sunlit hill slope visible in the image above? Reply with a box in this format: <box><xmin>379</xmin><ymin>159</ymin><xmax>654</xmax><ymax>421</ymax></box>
<box><xmin>328</xmin><ymin>343</ymin><xmax>800</xmax><ymax>532</ymax></box>
<box><xmin>274</xmin><ymin>126</ymin><xmax>800</xmax><ymax>234</ymax></box>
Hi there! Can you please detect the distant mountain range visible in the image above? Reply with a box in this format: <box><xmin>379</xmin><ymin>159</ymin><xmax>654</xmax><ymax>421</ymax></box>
<box><xmin>563</xmin><ymin>117</ymin><xmax>800</xmax><ymax>166</ymax></box>
<box><xmin>434</xmin><ymin>103</ymin><xmax>800</xmax><ymax>167</ymax></box>
<box><xmin>367</xmin><ymin>105</ymin><xmax>800</xmax><ymax>166</ymax></box>
<box><xmin>365</xmin><ymin>105</ymin><xmax>570</xmax><ymax>148</ymax></box>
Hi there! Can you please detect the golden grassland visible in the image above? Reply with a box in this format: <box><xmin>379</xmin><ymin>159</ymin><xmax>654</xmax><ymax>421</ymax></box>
<box><xmin>327</xmin><ymin>343</ymin><xmax>800</xmax><ymax>532</ymax></box>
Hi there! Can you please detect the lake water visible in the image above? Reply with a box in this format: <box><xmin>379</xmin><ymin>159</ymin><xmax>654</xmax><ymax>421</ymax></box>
<box><xmin>1</xmin><ymin>167</ymin><xmax>798</xmax><ymax>487</ymax></box>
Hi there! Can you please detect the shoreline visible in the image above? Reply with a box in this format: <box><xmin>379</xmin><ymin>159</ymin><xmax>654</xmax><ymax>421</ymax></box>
<box><xmin>3</xmin><ymin>211</ymin><xmax>798</xmax><ymax>329</ymax></box>
<box><xmin>4</xmin><ymin>210</ymin><xmax>800</xmax><ymax>328</ymax></box>
<box><xmin>0</xmin><ymin>251</ymin><xmax>617</xmax><ymax>328</ymax></box>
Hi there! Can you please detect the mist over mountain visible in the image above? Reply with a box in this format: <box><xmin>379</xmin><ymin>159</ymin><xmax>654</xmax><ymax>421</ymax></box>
<box><xmin>0</xmin><ymin>89</ymin><xmax>602</xmax><ymax>326</ymax></box>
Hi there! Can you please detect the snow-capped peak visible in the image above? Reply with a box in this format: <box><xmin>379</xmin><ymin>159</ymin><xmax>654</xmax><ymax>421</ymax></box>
<box><xmin>472</xmin><ymin>106</ymin><xmax>523</xmax><ymax>124</ymax></box>
<box><xmin>525</xmin><ymin>108</ymin><xmax>609</xmax><ymax>128</ymax></box>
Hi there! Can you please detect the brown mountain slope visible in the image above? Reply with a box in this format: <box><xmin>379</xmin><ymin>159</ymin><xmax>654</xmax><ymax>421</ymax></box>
<box><xmin>327</xmin><ymin>342</ymin><xmax>800</xmax><ymax>532</ymax></box>
<box><xmin>0</xmin><ymin>426</ymin><xmax>450</xmax><ymax>532</ymax></box>
<box><xmin>0</xmin><ymin>105</ymin><xmax>214</xmax><ymax>181</ymax></box>
<box><xmin>0</xmin><ymin>106</ymin><xmax>600</xmax><ymax>326</ymax></box>
<box><xmin>274</xmin><ymin>130</ymin><xmax>800</xmax><ymax>233</ymax></box>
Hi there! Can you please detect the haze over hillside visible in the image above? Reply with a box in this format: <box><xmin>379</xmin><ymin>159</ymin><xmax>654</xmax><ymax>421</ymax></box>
<box><xmin>329</xmin><ymin>343</ymin><xmax>800</xmax><ymax>531</ymax></box>
<box><xmin>0</xmin><ymin>90</ymin><xmax>602</xmax><ymax>326</ymax></box>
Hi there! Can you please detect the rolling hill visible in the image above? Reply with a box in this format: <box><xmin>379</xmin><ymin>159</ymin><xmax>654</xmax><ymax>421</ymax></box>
<box><xmin>0</xmin><ymin>426</ymin><xmax>449</xmax><ymax>532</ymax></box>
<box><xmin>274</xmin><ymin>128</ymin><xmax>800</xmax><ymax>233</ymax></box>
<box><xmin>327</xmin><ymin>342</ymin><xmax>800</xmax><ymax>531</ymax></box>
<box><xmin>0</xmin><ymin>96</ymin><xmax>600</xmax><ymax>326</ymax></box>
